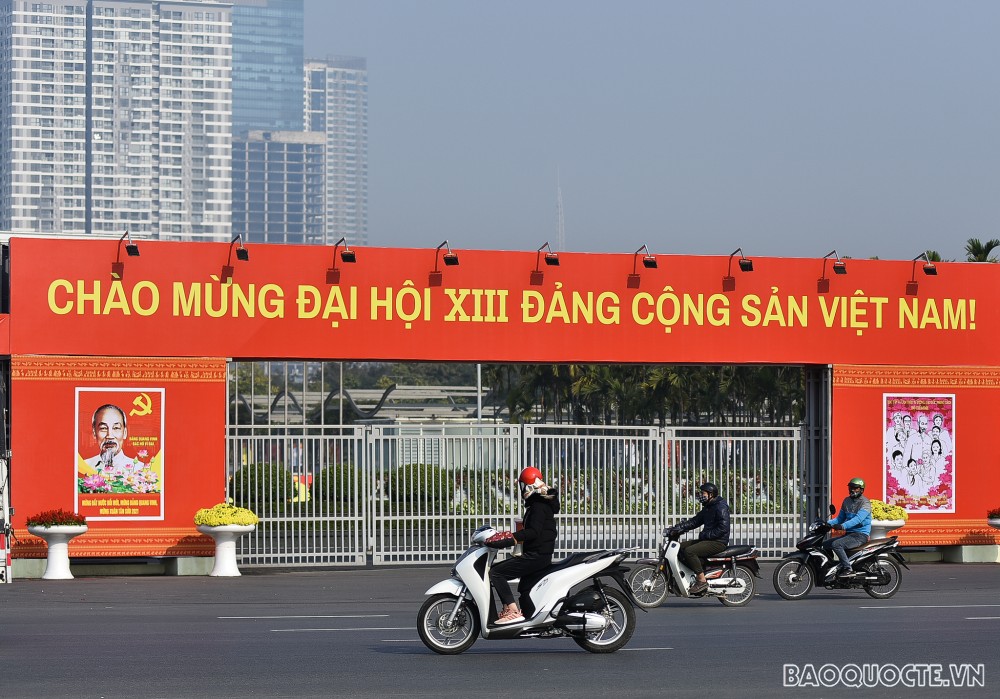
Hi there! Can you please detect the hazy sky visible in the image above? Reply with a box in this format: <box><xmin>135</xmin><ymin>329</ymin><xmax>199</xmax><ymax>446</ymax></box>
<box><xmin>304</xmin><ymin>1</ymin><xmax>999</xmax><ymax>261</ymax></box>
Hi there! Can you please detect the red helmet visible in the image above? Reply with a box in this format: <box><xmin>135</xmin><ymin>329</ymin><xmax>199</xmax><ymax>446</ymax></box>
<box><xmin>519</xmin><ymin>467</ymin><xmax>543</xmax><ymax>486</ymax></box>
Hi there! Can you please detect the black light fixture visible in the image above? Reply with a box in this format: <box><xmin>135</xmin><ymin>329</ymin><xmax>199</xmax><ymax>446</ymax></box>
<box><xmin>111</xmin><ymin>230</ymin><xmax>140</xmax><ymax>279</ymax></box>
<box><xmin>537</xmin><ymin>241</ymin><xmax>560</xmax><ymax>267</ymax></box>
<box><xmin>818</xmin><ymin>249</ymin><xmax>847</xmax><ymax>292</ymax></box>
<box><xmin>222</xmin><ymin>234</ymin><xmax>249</xmax><ymax>284</ymax></box>
<box><xmin>530</xmin><ymin>242</ymin><xmax>560</xmax><ymax>285</ymax></box>
<box><xmin>327</xmin><ymin>236</ymin><xmax>356</xmax><ymax>283</ymax></box>
<box><xmin>627</xmin><ymin>244</ymin><xmax>658</xmax><ymax>288</ymax></box>
<box><xmin>430</xmin><ymin>240</ymin><xmax>459</xmax><ymax>286</ymax></box>
<box><xmin>722</xmin><ymin>247</ymin><xmax>753</xmax><ymax>291</ymax></box>
<box><xmin>915</xmin><ymin>251</ymin><xmax>937</xmax><ymax>276</ymax></box>
<box><xmin>906</xmin><ymin>251</ymin><xmax>938</xmax><ymax>295</ymax></box>
<box><xmin>637</xmin><ymin>243</ymin><xmax>657</xmax><ymax>269</ymax></box>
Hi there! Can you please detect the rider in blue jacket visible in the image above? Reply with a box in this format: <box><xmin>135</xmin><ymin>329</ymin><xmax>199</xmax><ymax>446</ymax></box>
<box><xmin>825</xmin><ymin>477</ymin><xmax>872</xmax><ymax>577</ymax></box>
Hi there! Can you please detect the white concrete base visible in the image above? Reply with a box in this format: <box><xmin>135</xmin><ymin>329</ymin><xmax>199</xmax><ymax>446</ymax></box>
<box><xmin>943</xmin><ymin>545</ymin><xmax>1000</xmax><ymax>563</ymax></box>
<box><xmin>899</xmin><ymin>549</ymin><xmax>944</xmax><ymax>563</ymax></box>
<box><xmin>166</xmin><ymin>556</ymin><xmax>215</xmax><ymax>576</ymax></box>
<box><xmin>13</xmin><ymin>556</ymin><xmax>214</xmax><ymax>579</ymax></box>
<box><xmin>13</xmin><ymin>559</ymin><xmax>47</xmax><ymax>579</ymax></box>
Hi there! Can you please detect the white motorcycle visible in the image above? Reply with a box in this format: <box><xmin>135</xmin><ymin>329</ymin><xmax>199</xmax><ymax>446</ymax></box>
<box><xmin>628</xmin><ymin>527</ymin><xmax>760</xmax><ymax>608</ymax></box>
<box><xmin>417</xmin><ymin>525</ymin><xmax>640</xmax><ymax>654</ymax></box>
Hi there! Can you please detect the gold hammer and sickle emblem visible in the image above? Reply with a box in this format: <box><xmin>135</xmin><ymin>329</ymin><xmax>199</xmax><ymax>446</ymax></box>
<box><xmin>130</xmin><ymin>393</ymin><xmax>153</xmax><ymax>417</ymax></box>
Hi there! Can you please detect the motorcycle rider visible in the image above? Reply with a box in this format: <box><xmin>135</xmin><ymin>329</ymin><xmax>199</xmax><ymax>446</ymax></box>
<box><xmin>671</xmin><ymin>482</ymin><xmax>730</xmax><ymax>595</ymax></box>
<box><xmin>825</xmin><ymin>477</ymin><xmax>872</xmax><ymax>577</ymax></box>
<box><xmin>484</xmin><ymin>466</ymin><xmax>561</xmax><ymax>624</ymax></box>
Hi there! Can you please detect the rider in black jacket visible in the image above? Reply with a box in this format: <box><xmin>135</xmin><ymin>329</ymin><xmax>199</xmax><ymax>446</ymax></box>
<box><xmin>672</xmin><ymin>482</ymin><xmax>731</xmax><ymax>594</ymax></box>
<box><xmin>484</xmin><ymin>467</ymin><xmax>560</xmax><ymax>625</ymax></box>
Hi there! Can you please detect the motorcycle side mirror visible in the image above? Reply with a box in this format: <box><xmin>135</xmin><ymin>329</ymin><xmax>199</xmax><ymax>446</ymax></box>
<box><xmin>829</xmin><ymin>504</ymin><xmax>837</xmax><ymax>516</ymax></box>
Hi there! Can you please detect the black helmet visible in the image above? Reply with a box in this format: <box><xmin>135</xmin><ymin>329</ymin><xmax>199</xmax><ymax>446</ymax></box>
<box><xmin>696</xmin><ymin>482</ymin><xmax>718</xmax><ymax>504</ymax></box>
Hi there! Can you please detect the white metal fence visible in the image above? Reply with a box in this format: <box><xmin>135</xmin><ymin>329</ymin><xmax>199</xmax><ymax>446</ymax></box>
<box><xmin>226</xmin><ymin>424</ymin><xmax>806</xmax><ymax>566</ymax></box>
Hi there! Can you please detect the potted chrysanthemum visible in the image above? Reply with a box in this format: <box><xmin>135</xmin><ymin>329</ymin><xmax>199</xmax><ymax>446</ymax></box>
<box><xmin>26</xmin><ymin>508</ymin><xmax>88</xmax><ymax>580</ymax></box>
<box><xmin>194</xmin><ymin>503</ymin><xmax>259</xmax><ymax>577</ymax></box>
<box><xmin>987</xmin><ymin>508</ymin><xmax>1000</xmax><ymax>530</ymax></box>
<box><xmin>870</xmin><ymin>499</ymin><xmax>908</xmax><ymax>539</ymax></box>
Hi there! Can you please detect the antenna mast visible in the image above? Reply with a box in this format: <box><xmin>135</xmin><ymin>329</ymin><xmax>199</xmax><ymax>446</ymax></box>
<box><xmin>556</xmin><ymin>168</ymin><xmax>565</xmax><ymax>252</ymax></box>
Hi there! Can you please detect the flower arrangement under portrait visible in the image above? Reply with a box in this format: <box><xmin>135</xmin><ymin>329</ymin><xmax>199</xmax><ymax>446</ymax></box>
<box><xmin>194</xmin><ymin>503</ymin><xmax>259</xmax><ymax>527</ymax></box>
<box><xmin>26</xmin><ymin>508</ymin><xmax>87</xmax><ymax>527</ymax></box>
<box><xmin>870</xmin><ymin>499</ymin><xmax>909</xmax><ymax>522</ymax></box>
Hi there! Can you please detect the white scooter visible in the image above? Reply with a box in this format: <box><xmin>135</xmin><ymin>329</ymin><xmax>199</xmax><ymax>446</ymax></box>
<box><xmin>417</xmin><ymin>525</ymin><xmax>640</xmax><ymax>654</ymax></box>
<box><xmin>628</xmin><ymin>527</ymin><xmax>760</xmax><ymax>608</ymax></box>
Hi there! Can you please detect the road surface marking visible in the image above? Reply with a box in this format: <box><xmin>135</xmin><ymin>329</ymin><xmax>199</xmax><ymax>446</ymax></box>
<box><xmin>220</xmin><ymin>614</ymin><xmax>389</xmax><ymax>619</ymax></box>
<box><xmin>860</xmin><ymin>604</ymin><xmax>1000</xmax><ymax>609</ymax></box>
<box><xmin>272</xmin><ymin>626</ymin><xmax>410</xmax><ymax>632</ymax></box>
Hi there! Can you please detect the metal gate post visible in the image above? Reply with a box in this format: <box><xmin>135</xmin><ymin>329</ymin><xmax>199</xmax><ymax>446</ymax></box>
<box><xmin>803</xmin><ymin>364</ymin><xmax>832</xmax><ymax>521</ymax></box>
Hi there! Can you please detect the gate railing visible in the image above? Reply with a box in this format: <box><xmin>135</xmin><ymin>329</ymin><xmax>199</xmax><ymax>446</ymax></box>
<box><xmin>227</xmin><ymin>424</ymin><xmax>805</xmax><ymax>566</ymax></box>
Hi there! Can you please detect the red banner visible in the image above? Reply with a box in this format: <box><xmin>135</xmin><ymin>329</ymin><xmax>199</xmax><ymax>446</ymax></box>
<box><xmin>8</xmin><ymin>238</ymin><xmax>996</xmax><ymax>365</ymax></box>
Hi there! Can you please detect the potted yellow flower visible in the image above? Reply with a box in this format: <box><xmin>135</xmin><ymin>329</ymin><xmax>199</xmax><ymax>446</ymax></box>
<box><xmin>26</xmin><ymin>508</ymin><xmax>88</xmax><ymax>580</ymax></box>
<box><xmin>870</xmin><ymin>499</ymin><xmax>908</xmax><ymax>539</ymax></box>
<box><xmin>194</xmin><ymin>503</ymin><xmax>258</xmax><ymax>577</ymax></box>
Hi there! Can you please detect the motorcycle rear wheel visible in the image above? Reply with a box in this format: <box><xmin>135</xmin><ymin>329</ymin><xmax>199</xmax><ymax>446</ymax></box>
<box><xmin>718</xmin><ymin>565</ymin><xmax>756</xmax><ymax>607</ymax></box>
<box><xmin>863</xmin><ymin>558</ymin><xmax>902</xmax><ymax>599</ymax></box>
<box><xmin>627</xmin><ymin>564</ymin><xmax>668</xmax><ymax>609</ymax></box>
<box><xmin>773</xmin><ymin>559</ymin><xmax>814</xmax><ymax>600</ymax></box>
<box><xmin>417</xmin><ymin>594</ymin><xmax>480</xmax><ymax>655</ymax></box>
<box><xmin>574</xmin><ymin>588</ymin><xmax>636</xmax><ymax>654</ymax></box>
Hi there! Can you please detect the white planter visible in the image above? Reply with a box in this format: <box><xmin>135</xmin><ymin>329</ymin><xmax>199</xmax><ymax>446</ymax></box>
<box><xmin>27</xmin><ymin>524</ymin><xmax>88</xmax><ymax>580</ymax></box>
<box><xmin>196</xmin><ymin>524</ymin><xmax>255</xmax><ymax>577</ymax></box>
<box><xmin>870</xmin><ymin>519</ymin><xmax>906</xmax><ymax>539</ymax></box>
<box><xmin>987</xmin><ymin>518</ymin><xmax>1000</xmax><ymax>530</ymax></box>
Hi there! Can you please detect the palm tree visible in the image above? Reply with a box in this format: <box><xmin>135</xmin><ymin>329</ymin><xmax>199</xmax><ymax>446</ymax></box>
<box><xmin>964</xmin><ymin>238</ymin><xmax>1000</xmax><ymax>262</ymax></box>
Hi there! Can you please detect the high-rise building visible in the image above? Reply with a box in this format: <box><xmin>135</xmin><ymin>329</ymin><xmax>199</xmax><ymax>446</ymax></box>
<box><xmin>231</xmin><ymin>0</ymin><xmax>303</xmax><ymax>134</ymax></box>
<box><xmin>305</xmin><ymin>57</ymin><xmax>367</xmax><ymax>246</ymax></box>
<box><xmin>232</xmin><ymin>130</ymin><xmax>324</xmax><ymax>244</ymax></box>
<box><xmin>0</xmin><ymin>0</ymin><xmax>232</xmax><ymax>240</ymax></box>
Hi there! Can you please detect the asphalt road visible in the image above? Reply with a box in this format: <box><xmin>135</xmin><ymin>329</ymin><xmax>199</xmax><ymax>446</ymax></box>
<box><xmin>2</xmin><ymin>562</ymin><xmax>998</xmax><ymax>699</ymax></box>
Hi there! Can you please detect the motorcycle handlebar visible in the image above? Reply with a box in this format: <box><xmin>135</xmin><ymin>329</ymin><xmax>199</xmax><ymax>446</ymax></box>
<box><xmin>662</xmin><ymin>527</ymin><xmax>682</xmax><ymax>541</ymax></box>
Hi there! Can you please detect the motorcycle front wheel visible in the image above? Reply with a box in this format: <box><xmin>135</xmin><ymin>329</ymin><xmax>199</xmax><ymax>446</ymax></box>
<box><xmin>773</xmin><ymin>559</ymin><xmax>814</xmax><ymax>600</ymax></box>
<box><xmin>627</xmin><ymin>564</ymin><xmax>669</xmax><ymax>609</ymax></box>
<box><xmin>417</xmin><ymin>593</ymin><xmax>480</xmax><ymax>655</ymax></box>
<box><xmin>863</xmin><ymin>558</ymin><xmax>902</xmax><ymax>599</ymax></box>
<box><xmin>718</xmin><ymin>565</ymin><xmax>756</xmax><ymax>607</ymax></box>
<box><xmin>574</xmin><ymin>587</ymin><xmax>636</xmax><ymax>654</ymax></box>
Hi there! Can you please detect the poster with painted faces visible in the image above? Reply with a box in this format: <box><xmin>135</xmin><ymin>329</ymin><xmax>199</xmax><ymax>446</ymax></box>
<box><xmin>884</xmin><ymin>394</ymin><xmax>954</xmax><ymax>513</ymax></box>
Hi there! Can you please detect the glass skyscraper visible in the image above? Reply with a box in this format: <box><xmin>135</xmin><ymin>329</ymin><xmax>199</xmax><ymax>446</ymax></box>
<box><xmin>0</xmin><ymin>0</ymin><xmax>232</xmax><ymax>240</ymax></box>
<box><xmin>305</xmin><ymin>56</ymin><xmax>368</xmax><ymax>246</ymax></box>
<box><xmin>231</xmin><ymin>0</ymin><xmax>303</xmax><ymax>133</ymax></box>
<box><xmin>232</xmin><ymin>130</ymin><xmax>325</xmax><ymax>244</ymax></box>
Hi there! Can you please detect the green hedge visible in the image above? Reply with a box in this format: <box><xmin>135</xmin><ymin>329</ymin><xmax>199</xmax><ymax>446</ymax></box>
<box><xmin>312</xmin><ymin>462</ymin><xmax>360</xmax><ymax>503</ymax></box>
<box><xmin>389</xmin><ymin>463</ymin><xmax>446</xmax><ymax>503</ymax></box>
<box><xmin>230</xmin><ymin>462</ymin><xmax>297</xmax><ymax>513</ymax></box>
